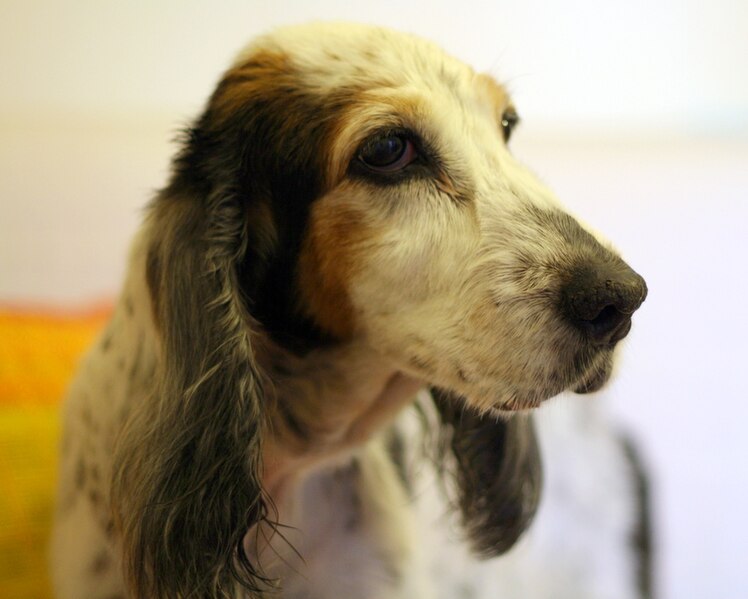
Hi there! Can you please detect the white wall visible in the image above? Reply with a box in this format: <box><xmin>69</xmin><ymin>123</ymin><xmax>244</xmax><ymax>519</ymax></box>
<box><xmin>2</xmin><ymin>0</ymin><xmax>747</xmax><ymax>132</ymax></box>
<box><xmin>2</xmin><ymin>2</ymin><xmax>747</xmax><ymax>598</ymax></box>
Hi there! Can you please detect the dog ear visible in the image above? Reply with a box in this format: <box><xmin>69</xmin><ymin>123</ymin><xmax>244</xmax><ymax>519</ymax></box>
<box><xmin>110</xmin><ymin>51</ymin><xmax>346</xmax><ymax>597</ymax></box>
<box><xmin>432</xmin><ymin>388</ymin><xmax>542</xmax><ymax>556</ymax></box>
<box><xmin>111</xmin><ymin>183</ymin><xmax>271</xmax><ymax>598</ymax></box>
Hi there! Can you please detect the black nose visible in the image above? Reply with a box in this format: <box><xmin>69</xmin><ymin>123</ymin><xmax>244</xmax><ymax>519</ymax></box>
<box><xmin>562</xmin><ymin>262</ymin><xmax>647</xmax><ymax>345</ymax></box>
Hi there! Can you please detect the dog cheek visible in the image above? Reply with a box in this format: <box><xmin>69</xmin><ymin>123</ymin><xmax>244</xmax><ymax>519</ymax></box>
<box><xmin>297</xmin><ymin>190</ymin><xmax>393</xmax><ymax>340</ymax></box>
<box><xmin>296</xmin><ymin>212</ymin><xmax>358</xmax><ymax>340</ymax></box>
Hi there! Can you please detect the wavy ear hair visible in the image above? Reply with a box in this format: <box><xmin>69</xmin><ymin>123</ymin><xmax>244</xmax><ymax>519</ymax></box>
<box><xmin>432</xmin><ymin>389</ymin><xmax>543</xmax><ymax>556</ymax></box>
<box><xmin>111</xmin><ymin>188</ymin><xmax>268</xmax><ymax>598</ymax></box>
<box><xmin>111</xmin><ymin>52</ymin><xmax>341</xmax><ymax>598</ymax></box>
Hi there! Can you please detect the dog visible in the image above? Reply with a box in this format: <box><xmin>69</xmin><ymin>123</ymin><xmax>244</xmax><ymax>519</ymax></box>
<box><xmin>51</xmin><ymin>22</ymin><xmax>649</xmax><ymax>599</ymax></box>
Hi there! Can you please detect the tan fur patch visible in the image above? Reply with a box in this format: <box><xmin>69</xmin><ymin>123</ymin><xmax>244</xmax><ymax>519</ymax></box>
<box><xmin>296</xmin><ymin>183</ymin><xmax>382</xmax><ymax>340</ymax></box>
<box><xmin>211</xmin><ymin>51</ymin><xmax>295</xmax><ymax>124</ymax></box>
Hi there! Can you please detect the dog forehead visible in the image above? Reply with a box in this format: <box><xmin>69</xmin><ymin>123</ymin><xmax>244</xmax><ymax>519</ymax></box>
<box><xmin>221</xmin><ymin>24</ymin><xmax>516</xmax><ymax>194</ymax></box>
<box><xmin>234</xmin><ymin>22</ymin><xmax>483</xmax><ymax>97</ymax></box>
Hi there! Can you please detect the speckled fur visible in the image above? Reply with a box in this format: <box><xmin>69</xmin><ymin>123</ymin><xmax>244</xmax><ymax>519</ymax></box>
<box><xmin>51</xmin><ymin>23</ymin><xmax>648</xmax><ymax>599</ymax></box>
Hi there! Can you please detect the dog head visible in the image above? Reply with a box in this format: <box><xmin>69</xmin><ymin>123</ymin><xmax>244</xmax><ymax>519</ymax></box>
<box><xmin>204</xmin><ymin>23</ymin><xmax>645</xmax><ymax>410</ymax></box>
<box><xmin>114</xmin><ymin>23</ymin><xmax>646</xmax><ymax>597</ymax></box>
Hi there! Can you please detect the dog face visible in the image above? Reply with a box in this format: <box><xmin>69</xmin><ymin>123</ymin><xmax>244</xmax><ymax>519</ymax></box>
<box><xmin>199</xmin><ymin>23</ymin><xmax>646</xmax><ymax>412</ymax></box>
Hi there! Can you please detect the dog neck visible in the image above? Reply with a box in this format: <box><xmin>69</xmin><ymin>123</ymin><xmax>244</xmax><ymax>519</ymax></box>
<box><xmin>257</xmin><ymin>338</ymin><xmax>424</xmax><ymax>494</ymax></box>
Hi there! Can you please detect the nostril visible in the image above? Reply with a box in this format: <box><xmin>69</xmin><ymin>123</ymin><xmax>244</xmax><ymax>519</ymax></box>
<box><xmin>576</xmin><ymin>304</ymin><xmax>631</xmax><ymax>344</ymax></box>
<box><xmin>588</xmin><ymin>304</ymin><xmax>623</xmax><ymax>330</ymax></box>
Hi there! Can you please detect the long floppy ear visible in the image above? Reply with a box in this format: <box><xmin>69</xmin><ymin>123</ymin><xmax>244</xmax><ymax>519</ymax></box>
<box><xmin>432</xmin><ymin>388</ymin><xmax>542</xmax><ymax>556</ymax></box>
<box><xmin>111</xmin><ymin>49</ymin><xmax>352</xmax><ymax>597</ymax></box>
<box><xmin>111</xmin><ymin>187</ymin><xmax>269</xmax><ymax>598</ymax></box>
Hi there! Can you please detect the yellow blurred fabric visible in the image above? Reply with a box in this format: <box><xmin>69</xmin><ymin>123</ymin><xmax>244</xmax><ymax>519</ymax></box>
<box><xmin>0</xmin><ymin>306</ymin><xmax>110</xmax><ymax>599</ymax></box>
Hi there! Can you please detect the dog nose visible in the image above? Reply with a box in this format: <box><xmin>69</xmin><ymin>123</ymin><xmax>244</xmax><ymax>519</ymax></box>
<box><xmin>562</xmin><ymin>262</ymin><xmax>647</xmax><ymax>345</ymax></box>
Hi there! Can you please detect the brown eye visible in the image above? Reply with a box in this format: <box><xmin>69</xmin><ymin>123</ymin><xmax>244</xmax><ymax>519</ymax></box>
<box><xmin>358</xmin><ymin>133</ymin><xmax>417</xmax><ymax>172</ymax></box>
<box><xmin>501</xmin><ymin>108</ymin><xmax>520</xmax><ymax>142</ymax></box>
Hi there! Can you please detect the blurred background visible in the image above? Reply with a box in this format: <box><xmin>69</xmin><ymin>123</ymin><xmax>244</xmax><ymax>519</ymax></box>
<box><xmin>1</xmin><ymin>1</ymin><xmax>746</xmax><ymax>598</ymax></box>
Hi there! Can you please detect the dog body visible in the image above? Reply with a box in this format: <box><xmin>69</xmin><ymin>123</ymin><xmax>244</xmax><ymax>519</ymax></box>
<box><xmin>51</xmin><ymin>23</ymin><xmax>647</xmax><ymax>598</ymax></box>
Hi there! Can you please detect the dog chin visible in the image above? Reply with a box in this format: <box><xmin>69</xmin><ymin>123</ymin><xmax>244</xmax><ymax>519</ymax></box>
<box><xmin>485</xmin><ymin>388</ymin><xmax>556</xmax><ymax>416</ymax></box>
<box><xmin>573</xmin><ymin>355</ymin><xmax>614</xmax><ymax>394</ymax></box>
<box><xmin>446</xmin><ymin>349</ymin><xmax>617</xmax><ymax>415</ymax></box>
<box><xmin>487</xmin><ymin>363</ymin><xmax>615</xmax><ymax>416</ymax></box>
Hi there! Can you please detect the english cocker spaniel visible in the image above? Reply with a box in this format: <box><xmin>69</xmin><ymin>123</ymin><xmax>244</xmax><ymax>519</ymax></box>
<box><xmin>51</xmin><ymin>23</ymin><xmax>649</xmax><ymax>599</ymax></box>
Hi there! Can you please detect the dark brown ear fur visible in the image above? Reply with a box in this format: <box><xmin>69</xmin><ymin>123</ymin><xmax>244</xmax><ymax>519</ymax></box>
<box><xmin>111</xmin><ymin>189</ymin><xmax>269</xmax><ymax>598</ymax></box>
<box><xmin>110</xmin><ymin>52</ymin><xmax>351</xmax><ymax>599</ymax></box>
<box><xmin>432</xmin><ymin>388</ymin><xmax>542</xmax><ymax>556</ymax></box>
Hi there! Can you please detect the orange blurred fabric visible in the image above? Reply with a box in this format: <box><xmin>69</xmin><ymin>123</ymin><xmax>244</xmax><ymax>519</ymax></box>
<box><xmin>0</xmin><ymin>305</ymin><xmax>110</xmax><ymax>599</ymax></box>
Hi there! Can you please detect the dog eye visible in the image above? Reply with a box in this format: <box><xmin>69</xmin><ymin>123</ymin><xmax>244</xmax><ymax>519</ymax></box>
<box><xmin>358</xmin><ymin>133</ymin><xmax>417</xmax><ymax>172</ymax></box>
<box><xmin>501</xmin><ymin>108</ymin><xmax>520</xmax><ymax>142</ymax></box>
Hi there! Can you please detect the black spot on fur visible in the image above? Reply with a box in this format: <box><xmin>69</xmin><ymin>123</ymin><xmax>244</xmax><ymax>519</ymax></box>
<box><xmin>81</xmin><ymin>404</ymin><xmax>100</xmax><ymax>434</ymax></box>
<box><xmin>100</xmin><ymin>328</ymin><xmax>113</xmax><ymax>352</ymax></box>
<box><xmin>104</xmin><ymin>518</ymin><xmax>115</xmax><ymax>539</ymax></box>
<box><xmin>386</xmin><ymin>427</ymin><xmax>412</xmax><ymax>494</ymax></box>
<box><xmin>75</xmin><ymin>458</ymin><xmax>86</xmax><ymax>490</ymax></box>
<box><xmin>89</xmin><ymin>462</ymin><xmax>100</xmax><ymax>484</ymax></box>
<box><xmin>409</xmin><ymin>354</ymin><xmax>435</xmax><ymax>376</ymax></box>
<box><xmin>321</xmin><ymin>460</ymin><xmax>364</xmax><ymax>533</ymax></box>
<box><xmin>88</xmin><ymin>488</ymin><xmax>101</xmax><ymax>506</ymax></box>
<box><xmin>127</xmin><ymin>334</ymin><xmax>144</xmax><ymax>383</ymax></box>
<box><xmin>90</xmin><ymin>549</ymin><xmax>112</xmax><ymax>574</ymax></box>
